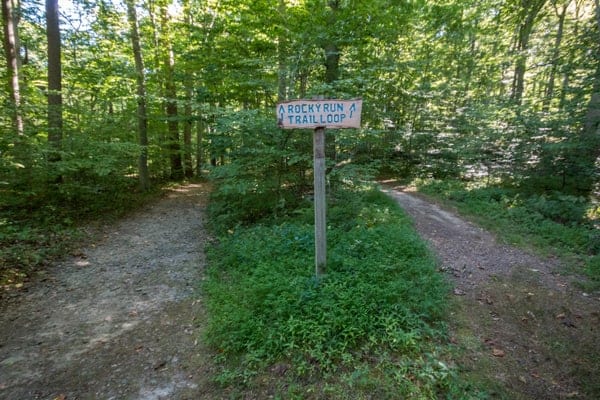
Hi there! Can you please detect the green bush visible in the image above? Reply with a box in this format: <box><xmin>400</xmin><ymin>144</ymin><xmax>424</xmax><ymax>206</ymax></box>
<box><xmin>207</xmin><ymin>110</ymin><xmax>312</xmax><ymax>231</ymax></box>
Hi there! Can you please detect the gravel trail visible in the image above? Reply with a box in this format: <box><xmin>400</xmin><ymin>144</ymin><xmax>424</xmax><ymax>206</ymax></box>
<box><xmin>0</xmin><ymin>183</ymin><xmax>211</xmax><ymax>400</ymax></box>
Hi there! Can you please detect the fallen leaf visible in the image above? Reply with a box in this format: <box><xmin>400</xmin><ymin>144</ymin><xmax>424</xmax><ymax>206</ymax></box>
<box><xmin>492</xmin><ymin>348</ymin><xmax>505</xmax><ymax>357</ymax></box>
<box><xmin>556</xmin><ymin>313</ymin><xmax>566</xmax><ymax>319</ymax></box>
<box><xmin>153</xmin><ymin>360</ymin><xmax>167</xmax><ymax>370</ymax></box>
<box><xmin>54</xmin><ymin>395</ymin><xmax>66</xmax><ymax>400</ymax></box>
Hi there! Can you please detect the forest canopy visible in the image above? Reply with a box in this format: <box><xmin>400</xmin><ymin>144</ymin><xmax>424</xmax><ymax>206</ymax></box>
<box><xmin>1</xmin><ymin>0</ymin><xmax>598</xmax><ymax>219</ymax></box>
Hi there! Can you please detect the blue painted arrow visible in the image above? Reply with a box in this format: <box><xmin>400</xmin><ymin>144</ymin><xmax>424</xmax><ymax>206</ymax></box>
<box><xmin>349</xmin><ymin>103</ymin><xmax>356</xmax><ymax>118</ymax></box>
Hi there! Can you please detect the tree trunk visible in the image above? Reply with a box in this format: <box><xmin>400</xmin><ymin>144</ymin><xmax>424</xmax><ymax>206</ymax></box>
<box><xmin>160</xmin><ymin>5</ymin><xmax>183</xmax><ymax>180</ymax></box>
<box><xmin>560</xmin><ymin>0</ymin><xmax>584</xmax><ymax>110</ymax></box>
<box><xmin>2</xmin><ymin>0</ymin><xmax>23</xmax><ymax>136</ymax></box>
<box><xmin>183</xmin><ymin>77</ymin><xmax>194</xmax><ymax>178</ymax></box>
<box><xmin>46</xmin><ymin>0</ymin><xmax>62</xmax><ymax>163</ymax></box>
<box><xmin>277</xmin><ymin>0</ymin><xmax>287</xmax><ymax>102</ymax></box>
<box><xmin>323</xmin><ymin>1</ymin><xmax>341</xmax><ymax>166</ymax></box>
<box><xmin>182</xmin><ymin>0</ymin><xmax>194</xmax><ymax>178</ymax></box>
<box><xmin>196</xmin><ymin>118</ymin><xmax>205</xmax><ymax>176</ymax></box>
<box><xmin>578</xmin><ymin>0</ymin><xmax>600</xmax><ymax>193</ymax></box>
<box><xmin>584</xmin><ymin>0</ymin><xmax>600</xmax><ymax>137</ymax></box>
<box><xmin>511</xmin><ymin>0</ymin><xmax>547</xmax><ymax>105</ymax></box>
<box><xmin>542</xmin><ymin>2</ymin><xmax>567</xmax><ymax>112</ymax></box>
<box><xmin>125</xmin><ymin>0</ymin><xmax>150</xmax><ymax>191</ymax></box>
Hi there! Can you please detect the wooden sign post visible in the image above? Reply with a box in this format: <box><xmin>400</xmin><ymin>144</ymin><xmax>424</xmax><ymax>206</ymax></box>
<box><xmin>277</xmin><ymin>99</ymin><xmax>363</xmax><ymax>278</ymax></box>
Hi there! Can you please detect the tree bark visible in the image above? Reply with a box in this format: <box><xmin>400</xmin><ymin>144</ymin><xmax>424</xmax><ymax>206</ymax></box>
<box><xmin>511</xmin><ymin>0</ymin><xmax>547</xmax><ymax>105</ymax></box>
<box><xmin>322</xmin><ymin>1</ymin><xmax>341</xmax><ymax>165</ymax></box>
<box><xmin>584</xmin><ymin>0</ymin><xmax>600</xmax><ymax>137</ymax></box>
<box><xmin>542</xmin><ymin>1</ymin><xmax>567</xmax><ymax>112</ymax></box>
<box><xmin>182</xmin><ymin>0</ymin><xmax>194</xmax><ymax>178</ymax></box>
<box><xmin>2</xmin><ymin>0</ymin><xmax>23</xmax><ymax>136</ymax></box>
<box><xmin>125</xmin><ymin>0</ymin><xmax>150</xmax><ymax>191</ymax></box>
<box><xmin>183</xmin><ymin>77</ymin><xmax>194</xmax><ymax>178</ymax></box>
<box><xmin>46</xmin><ymin>0</ymin><xmax>62</xmax><ymax>163</ymax></box>
<box><xmin>576</xmin><ymin>0</ymin><xmax>600</xmax><ymax>194</ymax></box>
<box><xmin>160</xmin><ymin>5</ymin><xmax>183</xmax><ymax>180</ymax></box>
<box><xmin>559</xmin><ymin>0</ymin><xmax>585</xmax><ymax>109</ymax></box>
<box><xmin>277</xmin><ymin>0</ymin><xmax>287</xmax><ymax>102</ymax></box>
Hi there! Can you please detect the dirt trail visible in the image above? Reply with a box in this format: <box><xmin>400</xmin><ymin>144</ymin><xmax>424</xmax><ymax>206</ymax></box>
<box><xmin>382</xmin><ymin>186</ymin><xmax>565</xmax><ymax>291</ymax></box>
<box><xmin>0</xmin><ymin>183</ymin><xmax>212</xmax><ymax>400</ymax></box>
<box><xmin>382</xmin><ymin>184</ymin><xmax>600</xmax><ymax>400</ymax></box>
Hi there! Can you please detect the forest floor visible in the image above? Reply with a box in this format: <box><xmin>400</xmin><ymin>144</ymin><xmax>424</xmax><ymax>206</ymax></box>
<box><xmin>382</xmin><ymin>182</ymin><xmax>600</xmax><ymax>400</ymax></box>
<box><xmin>1</xmin><ymin>181</ymin><xmax>599</xmax><ymax>399</ymax></box>
<box><xmin>0</xmin><ymin>182</ymin><xmax>216</xmax><ymax>400</ymax></box>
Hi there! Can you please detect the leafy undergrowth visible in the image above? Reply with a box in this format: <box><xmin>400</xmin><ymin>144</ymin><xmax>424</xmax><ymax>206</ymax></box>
<box><xmin>0</xmin><ymin>178</ymin><xmax>165</xmax><ymax>294</ymax></box>
<box><xmin>415</xmin><ymin>179</ymin><xmax>600</xmax><ymax>290</ymax></box>
<box><xmin>203</xmin><ymin>188</ymin><xmax>485</xmax><ymax>399</ymax></box>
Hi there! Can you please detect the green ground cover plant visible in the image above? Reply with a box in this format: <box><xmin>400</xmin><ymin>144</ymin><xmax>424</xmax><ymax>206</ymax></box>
<box><xmin>414</xmin><ymin>179</ymin><xmax>600</xmax><ymax>289</ymax></box>
<box><xmin>203</xmin><ymin>187</ymin><xmax>485</xmax><ymax>399</ymax></box>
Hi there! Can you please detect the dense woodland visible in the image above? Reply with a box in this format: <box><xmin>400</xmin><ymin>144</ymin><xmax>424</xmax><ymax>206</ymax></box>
<box><xmin>2</xmin><ymin>1</ymin><xmax>600</xmax><ymax>397</ymax></box>
<box><xmin>1</xmin><ymin>0</ymin><xmax>599</xmax><ymax>270</ymax></box>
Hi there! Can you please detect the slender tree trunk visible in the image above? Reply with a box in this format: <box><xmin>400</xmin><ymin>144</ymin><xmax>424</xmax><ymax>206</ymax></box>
<box><xmin>2</xmin><ymin>0</ymin><xmax>23</xmax><ymax>136</ymax></box>
<box><xmin>584</xmin><ymin>0</ymin><xmax>600</xmax><ymax>137</ymax></box>
<box><xmin>576</xmin><ymin>0</ymin><xmax>600</xmax><ymax>193</ymax></box>
<box><xmin>560</xmin><ymin>0</ymin><xmax>584</xmax><ymax>109</ymax></box>
<box><xmin>125</xmin><ymin>0</ymin><xmax>150</xmax><ymax>191</ymax></box>
<box><xmin>543</xmin><ymin>2</ymin><xmax>568</xmax><ymax>112</ymax></box>
<box><xmin>323</xmin><ymin>1</ymin><xmax>341</xmax><ymax>166</ymax></box>
<box><xmin>196</xmin><ymin>117</ymin><xmax>205</xmax><ymax>176</ymax></box>
<box><xmin>511</xmin><ymin>0</ymin><xmax>547</xmax><ymax>105</ymax></box>
<box><xmin>182</xmin><ymin>0</ymin><xmax>194</xmax><ymax>178</ymax></box>
<box><xmin>160</xmin><ymin>5</ymin><xmax>183</xmax><ymax>180</ymax></box>
<box><xmin>461</xmin><ymin>17</ymin><xmax>479</xmax><ymax>105</ymax></box>
<box><xmin>183</xmin><ymin>77</ymin><xmax>194</xmax><ymax>178</ymax></box>
<box><xmin>277</xmin><ymin>0</ymin><xmax>287</xmax><ymax>102</ymax></box>
<box><xmin>46</xmin><ymin>0</ymin><xmax>62</xmax><ymax>164</ymax></box>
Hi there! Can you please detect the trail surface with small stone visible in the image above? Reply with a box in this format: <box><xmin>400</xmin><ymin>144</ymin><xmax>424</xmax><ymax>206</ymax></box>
<box><xmin>0</xmin><ymin>183</ymin><xmax>213</xmax><ymax>400</ymax></box>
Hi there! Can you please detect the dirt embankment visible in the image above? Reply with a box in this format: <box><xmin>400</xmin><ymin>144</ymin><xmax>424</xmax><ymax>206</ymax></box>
<box><xmin>383</xmin><ymin>184</ymin><xmax>600</xmax><ymax>400</ymax></box>
<box><xmin>0</xmin><ymin>183</ymin><xmax>213</xmax><ymax>400</ymax></box>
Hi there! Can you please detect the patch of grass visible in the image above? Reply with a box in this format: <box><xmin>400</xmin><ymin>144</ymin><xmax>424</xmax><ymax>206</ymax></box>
<box><xmin>203</xmin><ymin>188</ymin><xmax>485</xmax><ymax>398</ymax></box>
<box><xmin>414</xmin><ymin>179</ymin><xmax>600</xmax><ymax>289</ymax></box>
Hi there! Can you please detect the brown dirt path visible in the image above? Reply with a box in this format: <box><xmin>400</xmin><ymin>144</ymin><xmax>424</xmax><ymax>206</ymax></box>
<box><xmin>382</xmin><ymin>184</ymin><xmax>600</xmax><ymax>400</ymax></box>
<box><xmin>0</xmin><ymin>183</ymin><xmax>214</xmax><ymax>400</ymax></box>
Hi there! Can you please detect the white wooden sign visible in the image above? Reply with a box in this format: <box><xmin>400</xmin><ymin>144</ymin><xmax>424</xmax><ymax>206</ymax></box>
<box><xmin>277</xmin><ymin>99</ymin><xmax>362</xmax><ymax>129</ymax></box>
<box><xmin>276</xmin><ymin>97</ymin><xmax>363</xmax><ymax>278</ymax></box>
